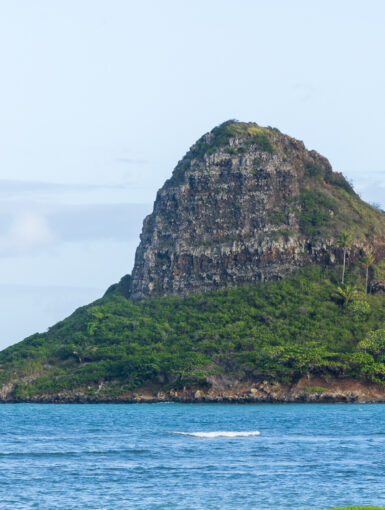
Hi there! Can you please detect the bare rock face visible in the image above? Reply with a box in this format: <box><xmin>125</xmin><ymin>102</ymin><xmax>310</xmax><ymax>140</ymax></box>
<box><xmin>370</xmin><ymin>279</ymin><xmax>385</xmax><ymax>294</ymax></box>
<box><xmin>130</xmin><ymin>121</ymin><xmax>385</xmax><ymax>298</ymax></box>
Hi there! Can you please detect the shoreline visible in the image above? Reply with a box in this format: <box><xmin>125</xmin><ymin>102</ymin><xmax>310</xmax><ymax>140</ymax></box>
<box><xmin>2</xmin><ymin>376</ymin><xmax>385</xmax><ymax>404</ymax></box>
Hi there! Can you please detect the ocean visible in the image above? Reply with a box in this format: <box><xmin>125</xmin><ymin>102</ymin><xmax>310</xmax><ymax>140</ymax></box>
<box><xmin>0</xmin><ymin>403</ymin><xmax>384</xmax><ymax>509</ymax></box>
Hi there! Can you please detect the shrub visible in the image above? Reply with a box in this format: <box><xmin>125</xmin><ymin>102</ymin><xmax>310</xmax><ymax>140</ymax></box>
<box><xmin>1</xmin><ymin>266</ymin><xmax>385</xmax><ymax>395</ymax></box>
<box><xmin>271</xmin><ymin>209</ymin><xmax>288</xmax><ymax>226</ymax></box>
<box><xmin>325</xmin><ymin>171</ymin><xmax>355</xmax><ymax>193</ymax></box>
<box><xmin>299</xmin><ymin>189</ymin><xmax>335</xmax><ymax>235</ymax></box>
<box><xmin>304</xmin><ymin>162</ymin><xmax>323</xmax><ymax>179</ymax></box>
<box><xmin>305</xmin><ymin>386</ymin><xmax>328</xmax><ymax>393</ymax></box>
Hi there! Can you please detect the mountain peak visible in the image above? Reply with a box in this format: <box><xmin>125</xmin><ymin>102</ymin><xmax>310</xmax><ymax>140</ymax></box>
<box><xmin>130</xmin><ymin>122</ymin><xmax>385</xmax><ymax>298</ymax></box>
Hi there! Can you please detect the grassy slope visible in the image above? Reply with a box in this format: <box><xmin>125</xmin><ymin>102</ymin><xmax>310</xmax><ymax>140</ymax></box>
<box><xmin>0</xmin><ymin>265</ymin><xmax>384</xmax><ymax>400</ymax></box>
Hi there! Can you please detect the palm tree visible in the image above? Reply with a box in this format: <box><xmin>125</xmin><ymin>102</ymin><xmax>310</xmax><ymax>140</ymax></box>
<box><xmin>333</xmin><ymin>284</ymin><xmax>361</xmax><ymax>306</ymax></box>
<box><xmin>336</xmin><ymin>232</ymin><xmax>352</xmax><ymax>283</ymax></box>
<box><xmin>361</xmin><ymin>252</ymin><xmax>375</xmax><ymax>294</ymax></box>
<box><xmin>72</xmin><ymin>344</ymin><xmax>97</xmax><ymax>363</ymax></box>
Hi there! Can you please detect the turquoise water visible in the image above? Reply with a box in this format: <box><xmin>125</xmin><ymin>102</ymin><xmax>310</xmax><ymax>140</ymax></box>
<box><xmin>0</xmin><ymin>404</ymin><xmax>385</xmax><ymax>509</ymax></box>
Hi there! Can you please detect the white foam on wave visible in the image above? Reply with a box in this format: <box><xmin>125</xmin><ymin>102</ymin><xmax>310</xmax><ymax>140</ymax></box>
<box><xmin>175</xmin><ymin>430</ymin><xmax>260</xmax><ymax>438</ymax></box>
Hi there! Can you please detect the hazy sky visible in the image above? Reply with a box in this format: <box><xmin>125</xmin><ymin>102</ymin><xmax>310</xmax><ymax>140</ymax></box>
<box><xmin>0</xmin><ymin>0</ymin><xmax>384</xmax><ymax>349</ymax></box>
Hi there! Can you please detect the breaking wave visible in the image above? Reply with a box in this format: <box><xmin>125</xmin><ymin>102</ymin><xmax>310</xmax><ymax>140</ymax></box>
<box><xmin>175</xmin><ymin>430</ymin><xmax>260</xmax><ymax>438</ymax></box>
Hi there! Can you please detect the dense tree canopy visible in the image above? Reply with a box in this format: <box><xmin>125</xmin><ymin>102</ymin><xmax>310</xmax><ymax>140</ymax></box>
<box><xmin>0</xmin><ymin>265</ymin><xmax>384</xmax><ymax>400</ymax></box>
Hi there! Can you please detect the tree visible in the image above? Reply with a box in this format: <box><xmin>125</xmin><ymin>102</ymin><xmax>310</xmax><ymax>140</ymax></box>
<box><xmin>357</xmin><ymin>329</ymin><xmax>385</xmax><ymax>358</ymax></box>
<box><xmin>361</xmin><ymin>252</ymin><xmax>375</xmax><ymax>294</ymax></box>
<box><xmin>333</xmin><ymin>284</ymin><xmax>361</xmax><ymax>306</ymax></box>
<box><xmin>347</xmin><ymin>298</ymin><xmax>371</xmax><ymax>318</ymax></box>
<box><xmin>336</xmin><ymin>232</ymin><xmax>352</xmax><ymax>283</ymax></box>
<box><xmin>72</xmin><ymin>344</ymin><xmax>97</xmax><ymax>363</ymax></box>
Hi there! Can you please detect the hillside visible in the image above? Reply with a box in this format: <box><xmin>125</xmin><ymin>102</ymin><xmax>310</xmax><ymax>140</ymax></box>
<box><xmin>1</xmin><ymin>121</ymin><xmax>385</xmax><ymax>403</ymax></box>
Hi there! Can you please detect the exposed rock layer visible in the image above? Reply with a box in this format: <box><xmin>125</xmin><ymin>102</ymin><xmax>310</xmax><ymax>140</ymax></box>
<box><xmin>1</xmin><ymin>377</ymin><xmax>385</xmax><ymax>404</ymax></box>
<box><xmin>131</xmin><ymin>122</ymin><xmax>385</xmax><ymax>298</ymax></box>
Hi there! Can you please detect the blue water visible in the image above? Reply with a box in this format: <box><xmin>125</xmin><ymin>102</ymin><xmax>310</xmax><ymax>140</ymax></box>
<box><xmin>0</xmin><ymin>404</ymin><xmax>385</xmax><ymax>509</ymax></box>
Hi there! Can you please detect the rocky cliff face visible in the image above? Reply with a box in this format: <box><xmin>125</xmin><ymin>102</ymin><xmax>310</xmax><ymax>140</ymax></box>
<box><xmin>130</xmin><ymin>121</ymin><xmax>385</xmax><ymax>298</ymax></box>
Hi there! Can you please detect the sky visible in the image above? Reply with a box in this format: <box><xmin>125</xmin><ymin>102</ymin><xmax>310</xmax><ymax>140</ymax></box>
<box><xmin>0</xmin><ymin>0</ymin><xmax>384</xmax><ymax>349</ymax></box>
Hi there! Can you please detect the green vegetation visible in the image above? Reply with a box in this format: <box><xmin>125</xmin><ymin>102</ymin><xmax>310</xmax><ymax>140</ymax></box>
<box><xmin>1</xmin><ymin>265</ymin><xmax>384</xmax><ymax>399</ymax></box>
<box><xmin>187</xmin><ymin>121</ymin><xmax>275</xmax><ymax>160</ymax></box>
<box><xmin>171</xmin><ymin>120</ymin><xmax>275</xmax><ymax>184</ymax></box>
<box><xmin>305</xmin><ymin>386</ymin><xmax>328</xmax><ymax>393</ymax></box>
<box><xmin>279</xmin><ymin>229</ymin><xmax>293</xmax><ymax>238</ymax></box>
<box><xmin>169</xmin><ymin>121</ymin><xmax>384</xmax><ymax>248</ymax></box>
<box><xmin>329</xmin><ymin>507</ymin><xmax>385</xmax><ymax>509</ymax></box>
<box><xmin>295</xmin><ymin>173</ymin><xmax>385</xmax><ymax>241</ymax></box>
<box><xmin>361</xmin><ymin>252</ymin><xmax>375</xmax><ymax>294</ymax></box>
<box><xmin>324</xmin><ymin>170</ymin><xmax>355</xmax><ymax>193</ymax></box>
<box><xmin>271</xmin><ymin>208</ymin><xmax>288</xmax><ymax>226</ymax></box>
<box><xmin>336</xmin><ymin>232</ymin><xmax>352</xmax><ymax>283</ymax></box>
<box><xmin>333</xmin><ymin>284</ymin><xmax>361</xmax><ymax>306</ymax></box>
<box><xmin>299</xmin><ymin>189</ymin><xmax>335</xmax><ymax>235</ymax></box>
<box><xmin>0</xmin><ymin>122</ymin><xmax>384</xmax><ymax>400</ymax></box>
<box><xmin>374</xmin><ymin>258</ymin><xmax>385</xmax><ymax>279</ymax></box>
<box><xmin>299</xmin><ymin>157</ymin><xmax>384</xmax><ymax>242</ymax></box>
<box><xmin>357</xmin><ymin>329</ymin><xmax>385</xmax><ymax>359</ymax></box>
<box><xmin>304</xmin><ymin>161</ymin><xmax>323</xmax><ymax>179</ymax></box>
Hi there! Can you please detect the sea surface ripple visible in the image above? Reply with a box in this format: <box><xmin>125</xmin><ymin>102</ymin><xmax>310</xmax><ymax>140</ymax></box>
<box><xmin>0</xmin><ymin>403</ymin><xmax>384</xmax><ymax>509</ymax></box>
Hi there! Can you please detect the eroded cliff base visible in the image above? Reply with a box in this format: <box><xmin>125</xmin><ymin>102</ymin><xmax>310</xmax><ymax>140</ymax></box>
<box><xmin>2</xmin><ymin>376</ymin><xmax>385</xmax><ymax>404</ymax></box>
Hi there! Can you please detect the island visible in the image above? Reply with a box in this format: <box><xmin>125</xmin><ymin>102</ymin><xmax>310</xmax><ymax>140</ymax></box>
<box><xmin>1</xmin><ymin>121</ymin><xmax>384</xmax><ymax>403</ymax></box>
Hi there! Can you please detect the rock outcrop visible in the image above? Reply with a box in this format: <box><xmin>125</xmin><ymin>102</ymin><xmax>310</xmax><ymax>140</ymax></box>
<box><xmin>370</xmin><ymin>279</ymin><xmax>385</xmax><ymax>294</ymax></box>
<box><xmin>131</xmin><ymin>121</ymin><xmax>385</xmax><ymax>298</ymax></box>
<box><xmin>2</xmin><ymin>376</ymin><xmax>385</xmax><ymax>404</ymax></box>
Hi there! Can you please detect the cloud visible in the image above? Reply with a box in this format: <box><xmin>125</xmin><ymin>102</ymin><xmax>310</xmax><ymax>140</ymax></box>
<box><xmin>0</xmin><ymin>179</ymin><xmax>124</xmax><ymax>194</ymax></box>
<box><xmin>0</xmin><ymin>202</ymin><xmax>152</xmax><ymax>257</ymax></box>
<box><xmin>0</xmin><ymin>211</ymin><xmax>54</xmax><ymax>256</ymax></box>
<box><xmin>48</xmin><ymin>203</ymin><xmax>151</xmax><ymax>241</ymax></box>
<box><xmin>115</xmin><ymin>158</ymin><xmax>147</xmax><ymax>165</ymax></box>
<box><xmin>356</xmin><ymin>180</ymin><xmax>385</xmax><ymax>210</ymax></box>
